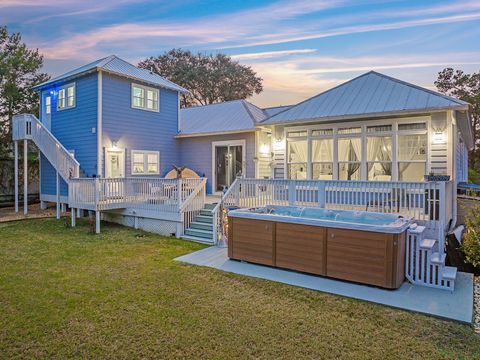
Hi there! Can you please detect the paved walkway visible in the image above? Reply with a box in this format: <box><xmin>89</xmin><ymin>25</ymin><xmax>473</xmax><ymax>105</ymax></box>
<box><xmin>176</xmin><ymin>246</ymin><xmax>474</xmax><ymax>323</ymax></box>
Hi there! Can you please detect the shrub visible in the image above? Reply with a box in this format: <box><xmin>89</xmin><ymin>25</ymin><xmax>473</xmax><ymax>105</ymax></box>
<box><xmin>468</xmin><ymin>168</ymin><xmax>480</xmax><ymax>184</ymax></box>
<box><xmin>463</xmin><ymin>205</ymin><xmax>480</xmax><ymax>267</ymax></box>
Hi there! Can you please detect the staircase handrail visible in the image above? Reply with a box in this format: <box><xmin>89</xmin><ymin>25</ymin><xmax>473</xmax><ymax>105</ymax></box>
<box><xmin>179</xmin><ymin>178</ymin><xmax>207</xmax><ymax>211</ymax></box>
<box><xmin>13</xmin><ymin>114</ymin><xmax>80</xmax><ymax>180</ymax></box>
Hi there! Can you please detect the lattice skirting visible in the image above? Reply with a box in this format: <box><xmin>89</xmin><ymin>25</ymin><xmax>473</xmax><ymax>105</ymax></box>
<box><xmin>102</xmin><ymin>212</ymin><xmax>178</xmax><ymax>237</ymax></box>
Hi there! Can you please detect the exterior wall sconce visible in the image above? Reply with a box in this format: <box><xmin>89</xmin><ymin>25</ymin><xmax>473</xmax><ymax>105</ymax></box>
<box><xmin>260</xmin><ymin>143</ymin><xmax>270</xmax><ymax>155</ymax></box>
<box><xmin>112</xmin><ymin>140</ymin><xmax>118</xmax><ymax>149</ymax></box>
<box><xmin>432</xmin><ymin>131</ymin><xmax>447</xmax><ymax>144</ymax></box>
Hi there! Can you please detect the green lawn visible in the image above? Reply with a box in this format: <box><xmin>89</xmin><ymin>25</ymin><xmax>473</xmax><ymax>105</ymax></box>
<box><xmin>0</xmin><ymin>219</ymin><xmax>479</xmax><ymax>359</ymax></box>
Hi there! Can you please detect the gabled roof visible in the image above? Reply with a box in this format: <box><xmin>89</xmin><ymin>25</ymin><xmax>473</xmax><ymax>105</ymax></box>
<box><xmin>178</xmin><ymin>100</ymin><xmax>267</xmax><ymax>137</ymax></box>
<box><xmin>263</xmin><ymin>105</ymin><xmax>292</xmax><ymax>117</ymax></box>
<box><xmin>261</xmin><ymin>71</ymin><xmax>469</xmax><ymax>125</ymax></box>
<box><xmin>33</xmin><ymin>55</ymin><xmax>188</xmax><ymax>93</ymax></box>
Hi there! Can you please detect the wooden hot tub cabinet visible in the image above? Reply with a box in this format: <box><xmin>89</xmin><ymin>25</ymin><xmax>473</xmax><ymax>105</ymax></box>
<box><xmin>228</xmin><ymin>217</ymin><xmax>406</xmax><ymax>289</ymax></box>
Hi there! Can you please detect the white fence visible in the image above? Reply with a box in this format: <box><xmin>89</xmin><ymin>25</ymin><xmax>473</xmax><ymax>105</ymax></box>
<box><xmin>213</xmin><ymin>178</ymin><xmax>454</xmax><ymax>244</ymax></box>
<box><xmin>13</xmin><ymin>114</ymin><xmax>79</xmax><ymax>181</ymax></box>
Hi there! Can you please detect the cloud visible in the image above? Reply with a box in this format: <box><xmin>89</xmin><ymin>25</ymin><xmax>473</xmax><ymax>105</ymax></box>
<box><xmin>231</xmin><ymin>49</ymin><xmax>317</xmax><ymax>60</ymax></box>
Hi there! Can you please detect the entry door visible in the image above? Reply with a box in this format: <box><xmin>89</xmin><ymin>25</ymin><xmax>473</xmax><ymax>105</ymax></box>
<box><xmin>215</xmin><ymin>144</ymin><xmax>243</xmax><ymax>192</ymax></box>
<box><xmin>105</xmin><ymin>150</ymin><xmax>125</xmax><ymax>178</ymax></box>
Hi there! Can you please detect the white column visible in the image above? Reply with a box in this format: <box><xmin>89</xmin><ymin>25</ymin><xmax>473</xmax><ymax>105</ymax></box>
<box><xmin>14</xmin><ymin>141</ymin><xmax>18</xmax><ymax>213</ymax></box>
<box><xmin>76</xmin><ymin>208</ymin><xmax>81</xmax><ymax>218</ymax></box>
<box><xmin>95</xmin><ymin>211</ymin><xmax>100</xmax><ymax>233</ymax></box>
<box><xmin>71</xmin><ymin>208</ymin><xmax>76</xmax><ymax>227</ymax></box>
<box><xmin>56</xmin><ymin>171</ymin><xmax>60</xmax><ymax>219</ymax></box>
<box><xmin>23</xmin><ymin>139</ymin><xmax>28</xmax><ymax>215</ymax></box>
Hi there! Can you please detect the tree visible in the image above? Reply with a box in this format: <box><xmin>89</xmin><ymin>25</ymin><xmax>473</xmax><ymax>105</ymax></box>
<box><xmin>0</xmin><ymin>26</ymin><xmax>49</xmax><ymax>158</ymax></box>
<box><xmin>435</xmin><ymin>68</ymin><xmax>480</xmax><ymax>168</ymax></box>
<box><xmin>138</xmin><ymin>49</ymin><xmax>263</xmax><ymax>108</ymax></box>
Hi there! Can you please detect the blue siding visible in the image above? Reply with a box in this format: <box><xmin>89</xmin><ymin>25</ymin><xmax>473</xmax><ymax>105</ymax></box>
<box><xmin>39</xmin><ymin>73</ymin><xmax>98</xmax><ymax>198</ymax></box>
<box><xmin>179</xmin><ymin>132</ymin><xmax>256</xmax><ymax>194</ymax></box>
<box><xmin>102</xmin><ymin>73</ymin><xmax>180</xmax><ymax>176</ymax></box>
<box><xmin>40</xmin><ymin>154</ymin><xmax>68</xmax><ymax>196</ymax></box>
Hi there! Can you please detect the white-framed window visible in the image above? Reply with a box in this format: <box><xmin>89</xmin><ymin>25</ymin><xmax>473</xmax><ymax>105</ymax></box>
<box><xmin>131</xmin><ymin>150</ymin><xmax>159</xmax><ymax>175</ymax></box>
<box><xmin>283</xmin><ymin>117</ymin><xmax>429</xmax><ymax>182</ymax></box>
<box><xmin>45</xmin><ymin>96</ymin><xmax>51</xmax><ymax>114</ymax></box>
<box><xmin>57</xmin><ymin>83</ymin><xmax>75</xmax><ymax>110</ymax></box>
<box><xmin>131</xmin><ymin>83</ymin><xmax>159</xmax><ymax>112</ymax></box>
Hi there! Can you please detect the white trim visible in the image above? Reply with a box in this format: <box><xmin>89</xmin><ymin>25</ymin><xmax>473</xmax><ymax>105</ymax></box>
<box><xmin>175</xmin><ymin>129</ymin><xmax>256</xmax><ymax>138</ymax></box>
<box><xmin>211</xmin><ymin>139</ymin><xmax>246</xmax><ymax>195</ymax></box>
<box><xmin>97</xmin><ymin>71</ymin><xmax>103</xmax><ymax>177</ymax></box>
<box><xmin>105</xmin><ymin>148</ymin><xmax>125</xmax><ymax>178</ymax></box>
<box><xmin>130</xmin><ymin>150</ymin><xmax>160</xmax><ymax>175</ymax></box>
<box><xmin>57</xmin><ymin>82</ymin><xmax>76</xmax><ymax>111</ymax></box>
<box><xmin>131</xmin><ymin>83</ymin><xmax>160</xmax><ymax>112</ymax></box>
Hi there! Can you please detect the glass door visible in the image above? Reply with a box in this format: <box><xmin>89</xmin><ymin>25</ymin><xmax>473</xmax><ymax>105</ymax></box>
<box><xmin>215</xmin><ymin>144</ymin><xmax>243</xmax><ymax>192</ymax></box>
<box><xmin>106</xmin><ymin>150</ymin><xmax>125</xmax><ymax>178</ymax></box>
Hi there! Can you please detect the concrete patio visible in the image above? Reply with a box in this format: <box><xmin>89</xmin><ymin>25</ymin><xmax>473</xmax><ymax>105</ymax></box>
<box><xmin>176</xmin><ymin>246</ymin><xmax>474</xmax><ymax>323</ymax></box>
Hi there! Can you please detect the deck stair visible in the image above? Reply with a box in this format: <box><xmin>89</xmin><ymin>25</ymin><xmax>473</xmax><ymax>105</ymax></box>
<box><xmin>181</xmin><ymin>203</ymin><xmax>216</xmax><ymax>244</ymax></box>
<box><xmin>405</xmin><ymin>223</ymin><xmax>457</xmax><ymax>291</ymax></box>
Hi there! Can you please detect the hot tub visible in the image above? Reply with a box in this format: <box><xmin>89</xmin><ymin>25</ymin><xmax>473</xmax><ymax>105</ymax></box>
<box><xmin>227</xmin><ymin>206</ymin><xmax>411</xmax><ymax>289</ymax></box>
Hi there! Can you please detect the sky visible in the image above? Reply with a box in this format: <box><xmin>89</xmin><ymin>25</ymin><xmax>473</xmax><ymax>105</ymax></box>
<box><xmin>3</xmin><ymin>0</ymin><xmax>480</xmax><ymax>108</ymax></box>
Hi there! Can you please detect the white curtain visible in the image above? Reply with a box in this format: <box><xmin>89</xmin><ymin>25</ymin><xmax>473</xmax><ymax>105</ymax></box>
<box><xmin>312</xmin><ymin>139</ymin><xmax>332</xmax><ymax>162</ymax></box>
<box><xmin>288</xmin><ymin>141</ymin><xmax>307</xmax><ymax>163</ymax></box>
<box><xmin>398</xmin><ymin>135</ymin><xmax>422</xmax><ymax>175</ymax></box>
<box><xmin>349</xmin><ymin>138</ymin><xmax>361</xmax><ymax>161</ymax></box>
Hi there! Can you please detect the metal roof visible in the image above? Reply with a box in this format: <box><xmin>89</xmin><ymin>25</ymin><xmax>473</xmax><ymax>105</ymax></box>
<box><xmin>178</xmin><ymin>100</ymin><xmax>267</xmax><ymax>137</ymax></box>
<box><xmin>33</xmin><ymin>55</ymin><xmax>188</xmax><ymax>93</ymax></box>
<box><xmin>261</xmin><ymin>71</ymin><xmax>469</xmax><ymax>125</ymax></box>
<box><xmin>263</xmin><ymin>105</ymin><xmax>292</xmax><ymax>117</ymax></box>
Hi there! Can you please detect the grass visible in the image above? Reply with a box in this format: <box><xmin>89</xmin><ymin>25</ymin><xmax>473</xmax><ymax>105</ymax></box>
<box><xmin>0</xmin><ymin>219</ymin><xmax>479</xmax><ymax>359</ymax></box>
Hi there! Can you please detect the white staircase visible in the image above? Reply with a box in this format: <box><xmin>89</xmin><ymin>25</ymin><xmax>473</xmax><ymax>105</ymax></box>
<box><xmin>406</xmin><ymin>224</ymin><xmax>457</xmax><ymax>291</ymax></box>
<box><xmin>13</xmin><ymin>114</ymin><xmax>79</xmax><ymax>182</ymax></box>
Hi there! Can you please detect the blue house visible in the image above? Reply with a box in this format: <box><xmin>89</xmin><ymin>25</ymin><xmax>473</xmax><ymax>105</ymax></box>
<box><xmin>12</xmin><ymin>55</ymin><xmax>474</xmax><ymax>291</ymax></box>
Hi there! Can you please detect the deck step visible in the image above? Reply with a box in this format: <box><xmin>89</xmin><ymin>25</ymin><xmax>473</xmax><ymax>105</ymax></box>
<box><xmin>419</xmin><ymin>238</ymin><xmax>437</xmax><ymax>250</ymax></box>
<box><xmin>442</xmin><ymin>266</ymin><xmax>457</xmax><ymax>280</ymax></box>
<box><xmin>204</xmin><ymin>203</ymin><xmax>217</xmax><ymax>210</ymax></box>
<box><xmin>185</xmin><ymin>228</ymin><xmax>213</xmax><ymax>239</ymax></box>
<box><xmin>431</xmin><ymin>252</ymin><xmax>446</xmax><ymax>265</ymax></box>
<box><xmin>200</xmin><ymin>209</ymin><xmax>213</xmax><ymax>216</ymax></box>
<box><xmin>408</xmin><ymin>225</ymin><xmax>426</xmax><ymax>235</ymax></box>
<box><xmin>190</xmin><ymin>221</ymin><xmax>213</xmax><ymax>231</ymax></box>
<box><xmin>196</xmin><ymin>215</ymin><xmax>213</xmax><ymax>223</ymax></box>
<box><xmin>181</xmin><ymin>234</ymin><xmax>214</xmax><ymax>245</ymax></box>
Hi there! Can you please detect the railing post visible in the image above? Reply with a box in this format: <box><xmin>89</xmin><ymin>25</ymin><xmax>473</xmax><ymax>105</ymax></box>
<box><xmin>14</xmin><ymin>141</ymin><xmax>18</xmax><ymax>213</ymax></box>
<box><xmin>23</xmin><ymin>139</ymin><xmax>28</xmax><ymax>215</ymax></box>
<box><xmin>318</xmin><ymin>181</ymin><xmax>326</xmax><ymax>208</ymax></box>
<box><xmin>439</xmin><ymin>181</ymin><xmax>446</xmax><ymax>231</ymax></box>
<box><xmin>288</xmin><ymin>180</ymin><xmax>296</xmax><ymax>206</ymax></box>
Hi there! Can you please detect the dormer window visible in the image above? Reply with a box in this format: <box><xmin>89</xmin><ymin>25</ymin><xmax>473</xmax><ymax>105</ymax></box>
<box><xmin>131</xmin><ymin>83</ymin><xmax>159</xmax><ymax>112</ymax></box>
<box><xmin>58</xmin><ymin>83</ymin><xmax>75</xmax><ymax>110</ymax></box>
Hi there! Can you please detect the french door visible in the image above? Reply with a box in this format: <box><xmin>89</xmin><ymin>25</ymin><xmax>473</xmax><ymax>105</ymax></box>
<box><xmin>213</xmin><ymin>141</ymin><xmax>245</xmax><ymax>193</ymax></box>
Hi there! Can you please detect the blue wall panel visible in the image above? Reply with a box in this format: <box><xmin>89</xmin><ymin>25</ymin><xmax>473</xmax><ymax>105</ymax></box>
<box><xmin>102</xmin><ymin>73</ymin><xmax>180</xmax><ymax>177</ymax></box>
<box><xmin>40</xmin><ymin>153</ymin><xmax>68</xmax><ymax>197</ymax></box>
<box><xmin>179</xmin><ymin>132</ymin><xmax>256</xmax><ymax>194</ymax></box>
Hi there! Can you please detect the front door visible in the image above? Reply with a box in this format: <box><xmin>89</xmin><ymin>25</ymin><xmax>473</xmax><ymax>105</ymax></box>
<box><xmin>214</xmin><ymin>143</ymin><xmax>244</xmax><ymax>192</ymax></box>
<box><xmin>105</xmin><ymin>149</ymin><xmax>125</xmax><ymax>178</ymax></box>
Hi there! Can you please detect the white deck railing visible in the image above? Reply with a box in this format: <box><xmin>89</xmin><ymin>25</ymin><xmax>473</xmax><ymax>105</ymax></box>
<box><xmin>213</xmin><ymin>178</ymin><xmax>454</xmax><ymax>245</ymax></box>
<box><xmin>179</xmin><ymin>178</ymin><xmax>207</xmax><ymax>234</ymax></box>
<box><xmin>69</xmin><ymin>177</ymin><xmax>205</xmax><ymax>213</ymax></box>
<box><xmin>12</xmin><ymin>114</ymin><xmax>79</xmax><ymax>182</ymax></box>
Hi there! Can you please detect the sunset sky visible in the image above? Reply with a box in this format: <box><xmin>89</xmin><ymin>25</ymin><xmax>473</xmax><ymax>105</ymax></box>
<box><xmin>3</xmin><ymin>0</ymin><xmax>480</xmax><ymax>107</ymax></box>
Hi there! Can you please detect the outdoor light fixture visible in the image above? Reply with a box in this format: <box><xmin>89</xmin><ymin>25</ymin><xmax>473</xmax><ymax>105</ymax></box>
<box><xmin>260</xmin><ymin>143</ymin><xmax>270</xmax><ymax>155</ymax></box>
<box><xmin>112</xmin><ymin>140</ymin><xmax>118</xmax><ymax>149</ymax></box>
<box><xmin>433</xmin><ymin>131</ymin><xmax>447</xmax><ymax>144</ymax></box>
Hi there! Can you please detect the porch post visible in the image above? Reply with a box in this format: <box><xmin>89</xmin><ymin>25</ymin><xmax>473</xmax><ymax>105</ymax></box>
<box><xmin>14</xmin><ymin>141</ymin><xmax>18</xmax><ymax>213</ymax></box>
<box><xmin>56</xmin><ymin>171</ymin><xmax>60</xmax><ymax>219</ymax></box>
<box><xmin>318</xmin><ymin>181</ymin><xmax>326</xmax><ymax>208</ymax></box>
<box><xmin>23</xmin><ymin>139</ymin><xmax>28</xmax><ymax>215</ymax></box>
<box><xmin>71</xmin><ymin>208</ymin><xmax>76</xmax><ymax>227</ymax></box>
<box><xmin>95</xmin><ymin>211</ymin><xmax>100</xmax><ymax>234</ymax></box>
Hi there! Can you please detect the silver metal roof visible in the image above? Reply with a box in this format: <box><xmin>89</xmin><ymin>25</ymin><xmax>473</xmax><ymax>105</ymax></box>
<box><xmin>33</xmin><ymin>55</ymin><xmax>188</xmax><ymax>93</ymax></box>
<box><xmin>262</xmin><ymin>71</ymin><xmax>469</xmax><ymax>125</ymax></box>
<box><xmin>178</xmin><ymin>100</ymin><xmax>267</xmax><ymax>137</ymax></box>
<box><xmin>263</xmin><ymin>105</ymin><xmax>292</xmax><ymax>117</ymax></box>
